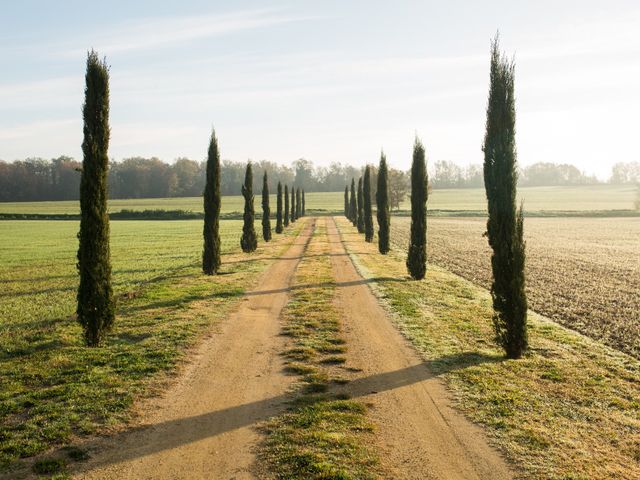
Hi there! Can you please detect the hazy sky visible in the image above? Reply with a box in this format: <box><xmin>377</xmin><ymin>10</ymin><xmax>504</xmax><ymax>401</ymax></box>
<box><xmin>1</xmin><ymin>0</ymin><xmax>639</xmax><ymax>178</ymax></box>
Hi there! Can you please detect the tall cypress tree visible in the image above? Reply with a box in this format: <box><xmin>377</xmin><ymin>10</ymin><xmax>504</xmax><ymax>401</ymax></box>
<box><xmin>302</xmin><ymin>189</ymin><xmax>306</xmax><ymax>216</ymax></box>
<box><xmin>344</xmin><ymin>186</ymin><xmax>349</xmax><ymax>218</ymax></box>
<box><xmin>240</xmin><ymin>163</ymin><xmax>257</xmax><ymax>252</ymax></box>
<box><xmin>406</xmin><ymin>137</ymin><xmax>428</xmax><ymax>280</ymax></box>
<box><xmin>363</xmin><ymin>166</ymin><xmax>374</xmax><ymax>242</ymax></box>
<box><xmin>356</xmin><ymin>177</ymin><xmax>365</xmax><ymax>233</ymax></box>
<box><xmin>77</xmin><ymin>51</ymin><xmax>114</xmax><ymax>347</ymax></box>
<box><xmin>284</xmin><ymin>184</ymin><xmax>290</xmax><ymax>227</ymax></box>
<box><xmin>483</xmin><ymin>35</ymin><xmax>528</xmax><ymax>359</ymax></box>
<box><xmin>290</xmin><ymin>186</ymin><xmax>296</xmax><ymax>222</ymax></box>
<box><xmin>276</xmin><ymin>181</ymin><xmax>283</xmax><ymax>233</ymax></box>
<box><xmin>296</xmin><ymin>188</ymin><xmax>301</xmax><ymax>219</ymax></box>
<box><xmin>376</xmin><ymin>152</ymin><xmax>390</xmax><ymax>254</ymax></box>
<box><xmin>202</xmin><ymin>128</ymin><xmax>221</xmax><ymax>275</ymax></box>
<box><xmin>261</xmin><ymin>171</ymin><xmax>272</xmax><ymax>242</ymax></box>
<box><xmin>349</xmin><ymin>178</ymin><xmax>357</xmax><ymax>226</ymax></box>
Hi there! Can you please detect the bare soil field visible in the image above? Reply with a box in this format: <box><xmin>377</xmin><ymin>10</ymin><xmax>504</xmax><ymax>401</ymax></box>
<box><xmin>391</xmin><ymin>217</ymin><xmax>640</xmax><ymax>358</ymax></box>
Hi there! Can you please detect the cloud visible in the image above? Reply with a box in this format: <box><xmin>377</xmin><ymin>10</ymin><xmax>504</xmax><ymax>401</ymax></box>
<box><xmin>59</xmin><ymin>8</ymin><xmax>319</xmax><ymax>58</ymax></box>
<box><xmin>0</xmin><ymin>77</ymin><xmax>81</xmax><ymax>110</ymax></box>
<box><xmin>0</xmin><ymin>119</ymin><xmax>77</xmax><ymax>141</ymax></box>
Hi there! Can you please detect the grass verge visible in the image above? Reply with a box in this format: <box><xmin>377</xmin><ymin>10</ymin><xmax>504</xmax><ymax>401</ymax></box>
<box><xmin>259</xmin><ymin>218</ymin><xmax>379</xmax><ymax>480</ymax></box>
<box><xmin>0</xmin><ymin>220</ymin><xmax>305</xmax><ymax>476</ymax></box>
<box><xmin>335</xmin><ymin>216</ymin><xmax>640</xmax><ymax>480</ymax></box>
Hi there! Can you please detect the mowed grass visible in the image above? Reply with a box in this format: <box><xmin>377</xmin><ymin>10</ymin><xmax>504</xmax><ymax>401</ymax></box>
<box><xmin>425</xmin><ymin>184</ymin><xmax>637</xmax><ymax>213</ymax></box>
<box><xmin>0</xmin><ymin>192</ymin><xmax>345</xmax><ymax>216</ymax></box>
<box><xmin>0</xmin><ymin>218</ymin><xmax>305</xmax><ymax>473</ymax></box>
<box><xmin>0</xmin><ymin>184</ymin><xmax>636</xmax><ymax>215</ymax></box>
<box><xmin>390</xmin><ymin>217</ymin><xmax>640</xmax><ymax>359</ymax></box>
<box><xmin>336</xmin><ymin>217</ymin><xmax>640</xmax><ymax>480</ymax></box>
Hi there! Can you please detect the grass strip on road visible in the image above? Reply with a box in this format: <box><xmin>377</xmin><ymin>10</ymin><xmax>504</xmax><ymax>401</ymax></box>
<box><xmin>260</xmin><ymin>218</ymin><xmax>379</xmax><ymax>480</ymax></box>
<box><xmin>335</xmin><ymin>216</ymin><xmax>640</xmax><ymax>480</ymax></box>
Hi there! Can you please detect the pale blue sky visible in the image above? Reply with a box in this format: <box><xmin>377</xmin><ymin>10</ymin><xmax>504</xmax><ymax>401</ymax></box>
<box><xmin>1</xmin><ymin>0</ymin><xmax>639</xmax><ymax>178</ymax></box>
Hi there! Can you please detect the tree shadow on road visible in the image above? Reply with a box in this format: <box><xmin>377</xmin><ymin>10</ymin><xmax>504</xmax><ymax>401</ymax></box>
<box><xmin>65</xmin><ymin>352</ymin><xmax>500</xmax><ymax>476</ymax></box>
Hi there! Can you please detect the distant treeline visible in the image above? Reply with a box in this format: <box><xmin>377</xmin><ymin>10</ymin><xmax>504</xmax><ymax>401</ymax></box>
<box><xmin>0</xmin><ymin>156</ymin><xmax>638</xmax><ymax>202</ymax></box>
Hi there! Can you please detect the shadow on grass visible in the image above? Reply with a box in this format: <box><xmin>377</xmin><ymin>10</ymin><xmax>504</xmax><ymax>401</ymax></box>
<box><xmin>244</xmin><ymin>277</ymin><xmax>406</xmax><ymax>297</ymax></box>
<box><xmin>222</xmin><ymin>251</ymin><xmax>373</xmax><ymax>265</ymax></box>
<box><xmin>120</xmin><ymin>287</ymin><xmax>245</xmax><ymax>314</ymax></box>
<box><xmin>62</xmin><ymin>353</ymin><xmax>500</xmax><ymax>475</ymax></box>
<box><xmin>0</xmin><ymin>285</ymin><xmax>73</xmax><ymax>298</ymax></box>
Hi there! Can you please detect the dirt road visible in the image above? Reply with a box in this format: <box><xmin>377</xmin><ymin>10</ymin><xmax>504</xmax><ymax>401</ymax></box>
<box><xmin>326</xmin><ymin>217</ymin><xmax>512</xmax><ymax>480</ymax></box>
<box><xmin>72</xmin><ymin>216</ymin><xmax>511</xmax><ymax>479</ymax></box>
<box><xmin>74</xmin><ymin>219</ymin><xmax>315</xmax><ymax>480</ymax></box>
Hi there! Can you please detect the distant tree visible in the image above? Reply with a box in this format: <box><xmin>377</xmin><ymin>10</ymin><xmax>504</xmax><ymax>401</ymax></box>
<box><xmin>293</xmin><ymin>158</ymin><xmax>316</xmax><ymax>190</ymax></box>
<box><xmin>302</xmin><ymin>189</ymin><xmax>306</xmax><ymax>216</ymax></box>
<box><xmin>406</xmin><ymin>137</ymin><xmax>428</xmax><ymax>280</ymax></box>
<box><xmin>240</xmin><ymin>163</ymin><xmax>257</xmax><ymax>252</ymax></box>
<box><xmin>519</xmin><ymin>162</ymin><xmax>597</xmax><ymax>186</ymax></box>
<box><xmin>290</xmin><ymin>185</ymin><xmax>296</xmax><ymax>222</ymax></box>
<box><xmin>388</xmin><ymin>168</ymin><xmax>409</xmax><ymax>210</ymax></box>
<box><xmin>77</xmin><ymin>51</ymin><xmax>114</xmax><ymax>347</ymax></box>
<box><xmin>464</xmin><ymin>164</ymin><xmax>484</xmax><ymax>187</ymax></box>
<box><xmin>368</xmin><ymin>165</ymin><xmax>379</xmax><ymax>204</ymax></box>
<box><xmin>364</xmin><ymin>166</ymin><xmax>374</xmax><ymax>242</ymax></box>
<box><xmin>202</xmin><ymin>128</ymin><xmax>221</xmax><ymax>275</ymax></box>
<box><xmin>174</xmin><ymin>158</ymin><xmax>203</xmax><ymax>196</ymax></box>
<box><xmin>609</xmin><ymin>161</ymin><xmax>640</xmax><ymax>184</ymax></box>
<box><xmin>276</xmin><ymin>181</ymin><xmax>283</xmax><ymax>233</ymax></box>
<box><xmin>344</xmin><ymin>186</ymin><xmax>349</xmax><ymax>218</ymax></box>
<box><xmin>376</xmin><ymin>152</ymin><xmax>390</xmax><ymax>254</ymax></box>
<box><xmin>635</xmin><ymin>184</ymin><xmax>640</xmax><ymax>211</ymax></box>
<box><xmin>261</xmin><ymin>171</ymin><xmax>272</xmax><ymax>242</ymax></box>
<box><xmin>483</xmin><ymin>35</ymin><xmax>528</xmax><ymax>359</ymax></box>
<box><xmin>284</xmin><ymin>184</ymin><xmax>290</xmax><ymax>227</ymax></box>
<box><xmin>432</xmin><ymin>160</ymin><xmax>463</xmax><ymax>188</ymax></box>
<box><xmin>356</xmin><ymin>177</ymin><xmax>365</xmax><ymax>233</ymax></box>
<box><xmin>296</xmin><ymin>188</ymin><xmax>301</xmax><ymax>219</ymax></box>
<box><xmin>349</xmin><ymin>178</ymin><xmax>357</xmax><ymax>226</ymax></box>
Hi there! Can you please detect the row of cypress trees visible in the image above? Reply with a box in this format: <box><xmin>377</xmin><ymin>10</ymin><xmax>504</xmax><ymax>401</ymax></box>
<box><xmin>78</xmin><ymin>35</ymin><xmax>526</xmax><ymax>359</ymax></box>
<box><xmin>344</xmin><ymin>141</ymin><xmax>427</xmax><ymax>279</ymax></box>
<box><xmin>77</xmin><ymin>45</ymin><xmax>306</xmax><ymax>346</ymax></box>
<box><xmin>344</xmin><ymin>153</ymin><xmax>391</xmax><ymax>254</ymax></box>
<box><xmin>216</xmin><ymin>161</ymin><xmax>306</xmax><ymax>255</ymax></box>
<box><xmin>341</xmin><ymin>35</ymin><xmax>527</xmax><ymax>358</ymax></box>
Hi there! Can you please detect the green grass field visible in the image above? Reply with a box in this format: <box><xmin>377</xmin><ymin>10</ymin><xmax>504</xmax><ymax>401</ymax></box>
<box><xmin>0</xmin><ymin>192</ymin><xmax>344</xmax><ymax>216</ymax></box>
<box><xmin>0</xmin><ymin>219</ymin><xmax>305</xmax><ymax>471</ymax></box>
<box><xmin>0</xmin><ymin>185</ymin><xmax>636</xmax><ymax>215</ymax></box>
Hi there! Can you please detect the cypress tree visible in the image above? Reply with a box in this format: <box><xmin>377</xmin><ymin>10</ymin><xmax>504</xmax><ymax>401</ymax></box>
<box><xmin>344</xmin><ymin>186</ymin><xmax>349</xmax><ymax>218</ymax></box>
<box><xmin>483</xmin><ymin>35</ymin><xmax>528</xmax><ymax>359</ymax></box>
<box><xmin>356</xmin><ymin>177</ymin><xmax>365</xmax><ymax>233</ymax></box>
<box><xmin>302</xmin><ymin>189</ymin><xmax>306</xmax><ymax>216</ymax></box>
<box><xmin>349</xmin><ymin>178</ymin><xmax>357</xmax><ymax>226</ymax></box>
<box><xmin>406</xmin><ymin>137</ymin><xmax>428</xmax><ymax>280</ymax></box>
<box><xmin>276</xmin><ymin>181</ymin><xmax>283</xmax><ymax>233</ymax></box>
<box><xmin>284</xmin><ymin>184</ymin><xmax>290</xmax><ymax>227</ymax></box>
<box><xmin>77</xmin><ymin>51</ymin><xmax>114</xmax><ymax>347</ymax></box>
<box><xmin>202</xmin><ymin>128</ymin><xmax>221</xmax><ymax>275</ymax></box>
<box><xmin>290</xmin><ymin>186</ymin><xmax>296</xmax><ymax>222</ymax></box>
<box><xmin>296</xmin><ymin>188</ymin><xmax>301</xmax><ymax>219</ymax></box>
<box><xmin>240</xmin><ymin>163</ymin><xmax>257</xmax><ymax>252</ymax></box>
<box><xmin>364</xmin><ymin>166</ymin><xmax>374</xmax><ymax>242</ymax></box>
<box><xmin>261</xmin><ymin>171</ymin><xmax>272</xmax><ymax>242</ymax></box>
<box><xmin>376</xmin><ymin>152</ymin><xmax>390</xmax><ymax>254</ymax></box>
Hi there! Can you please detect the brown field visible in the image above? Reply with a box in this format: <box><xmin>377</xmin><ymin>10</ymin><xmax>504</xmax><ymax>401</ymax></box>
<box><xmin>391</xmin><ymin>217</ymin><xmax>640</xmax><ymax>358</ymax></box>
